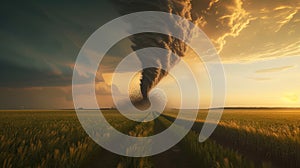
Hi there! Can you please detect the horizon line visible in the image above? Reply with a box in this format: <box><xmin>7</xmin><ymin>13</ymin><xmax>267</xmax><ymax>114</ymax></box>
<box><xmin>0</xmin><ymin>106</ymin><xmax>300</xmax><ymax>110</ymax></box>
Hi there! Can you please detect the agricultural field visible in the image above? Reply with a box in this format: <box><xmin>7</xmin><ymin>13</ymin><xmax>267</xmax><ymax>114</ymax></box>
<box><xmin>0</xmin><ymin>109</ymin><xmax>299</xmax><ymax>167</ymax></box>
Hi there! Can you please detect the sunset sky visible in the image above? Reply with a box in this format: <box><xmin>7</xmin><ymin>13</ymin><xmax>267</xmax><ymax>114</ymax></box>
<box><xmin>0</xmin><ymin>0</ymin><xmax>300</xmax><ymax>109</ymax></box>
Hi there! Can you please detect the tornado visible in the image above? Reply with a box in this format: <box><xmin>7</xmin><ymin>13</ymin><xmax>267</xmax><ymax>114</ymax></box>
<box><xmin>113</xmin><ymin>0</ymin><xmax>199</xmax><ymax>101</ymax></box>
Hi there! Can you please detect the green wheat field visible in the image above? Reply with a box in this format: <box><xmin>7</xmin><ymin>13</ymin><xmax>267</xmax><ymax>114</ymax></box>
<box><xmin>0</xmin><ymin>109</ymin><xmax>299</xmax><ymax>168</ymax></box>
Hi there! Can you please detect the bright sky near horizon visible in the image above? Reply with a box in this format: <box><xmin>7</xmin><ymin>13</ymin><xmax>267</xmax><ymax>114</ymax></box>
<box><xmin>0</xmin><ymin>0</ymin><xmax>300</xmax><ymax>109</ymax></box>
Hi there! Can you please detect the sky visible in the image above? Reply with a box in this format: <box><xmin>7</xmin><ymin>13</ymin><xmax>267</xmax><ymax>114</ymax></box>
<box><xmin>0</xmin><ymin>0</ymin><xmax>300</xmax><ymax>109</ymax></box>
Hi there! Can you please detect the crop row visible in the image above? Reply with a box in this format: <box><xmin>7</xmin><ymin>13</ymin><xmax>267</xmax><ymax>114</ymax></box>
<box><xmin>0</xmin><ymin>111</ymin><xmax>137</xmax><ymax>167</ymax></box>
<box><xmin>158</xmin><ymin>116</ymin><xmax>257</xmax><ymax>168</ymax></box>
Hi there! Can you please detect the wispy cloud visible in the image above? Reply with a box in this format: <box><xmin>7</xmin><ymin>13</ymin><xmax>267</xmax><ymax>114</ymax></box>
<box><xmin>207</xmin><ymin>0</ymin><xmax>219</xmax><ymax>11</ymax></box>
<box><xmin>248</xmin><ymin>77</ymin><xmax>272</xmax><ymax>81</ymax></box>
<box><xmin>274</xmin><ymin>6</ymin><xmax>293</xmax><ymax>11</ymax></box>
<box><xmin>274</xmin><ymin>8</ymin><xmax>298</xmax><ymax>32</ymax></box>
<box><xmin>200</xmin><ymin>0</ymin><xmax>300</xmax><ymax>63</ymax></box>
<box><xmin>215</xmin><ymin>0</ymin><xmax>255</xmax><ymax>53</ymax></box>
<box><xmin>255</xmin><ymin>65</ymin><xmax>296</xmax><ymax>73</ymax></box>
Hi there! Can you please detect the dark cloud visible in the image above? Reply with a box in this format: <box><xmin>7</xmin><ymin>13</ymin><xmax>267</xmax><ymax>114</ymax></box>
<box><xmin>1</xmin><ymin>0</ymin><xmax>299</xmax><ymax>108</ymax></box>
<box><xmin>0</xmin><ymin>59</ymin><xmax>72</xmax><ymax>87</ymax></box>
<box><xmin>2</xmin><ymin>0</ymin><xmax>299</xmax><ymax>88</ymax></box>
<box><xmin>0</xmin><ymin>0</ymin><xmax>119</xmax><ymax>87</ymax></box>
<box><xmin>0</xmin><ymin>86</ymin><xmax>72</xmax><ymax>109</ymax></box>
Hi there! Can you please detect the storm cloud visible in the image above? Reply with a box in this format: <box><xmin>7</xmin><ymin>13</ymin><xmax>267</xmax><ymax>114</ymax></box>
<box><xmin>1</xmin><ymin>0</ymin><xmax>299</xmax><ymax>108</ymax></box>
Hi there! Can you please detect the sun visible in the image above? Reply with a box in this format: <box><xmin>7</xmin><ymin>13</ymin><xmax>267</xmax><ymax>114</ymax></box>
<box><xmin>283</xmin><ymin>93</ymin><xmax>299</xmax><ymax>103</ymax></box>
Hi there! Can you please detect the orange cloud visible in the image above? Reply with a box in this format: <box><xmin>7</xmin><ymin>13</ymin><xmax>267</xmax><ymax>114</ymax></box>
<box><xmin>213</xmin><ymin>0</ymin><xmax>255</xmax><ymax>53</ymax></box>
